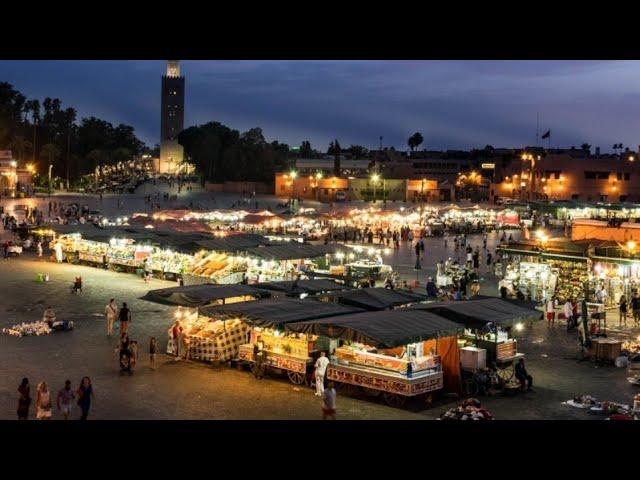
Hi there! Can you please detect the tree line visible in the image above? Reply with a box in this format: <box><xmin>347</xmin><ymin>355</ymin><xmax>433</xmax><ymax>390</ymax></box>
<box><xmin>0</xmin><ymin>81</ymin><xmax>147</xmax><ymax>188</ymax></box>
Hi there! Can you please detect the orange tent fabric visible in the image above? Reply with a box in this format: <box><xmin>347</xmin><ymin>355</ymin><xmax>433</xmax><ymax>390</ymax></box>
<box><xmin>423</xmin><ymin>336</ymin><xmax>461</xmax><ymax>395</ymax></box>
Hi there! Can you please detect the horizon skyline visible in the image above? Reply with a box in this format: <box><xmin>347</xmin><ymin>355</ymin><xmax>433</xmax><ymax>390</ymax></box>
<box><xmin>1</xmin><ymin>60</ymin><xmax>639</xmax><ymax>154</ymax></box>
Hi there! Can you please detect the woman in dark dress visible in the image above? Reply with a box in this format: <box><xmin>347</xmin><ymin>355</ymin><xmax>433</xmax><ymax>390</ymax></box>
<box><xmin>17</xmin><ymin>378</ymin><xmax>31</xmax><ymax>420</ymax></box>
<box><xmin>77</xmin><ymin>376</ymin><xmax>94</xmax><ymax>420</ymax></box>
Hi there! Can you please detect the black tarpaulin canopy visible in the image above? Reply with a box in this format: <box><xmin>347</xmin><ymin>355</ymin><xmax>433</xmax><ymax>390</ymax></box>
<box><xmin>195</xmin><ymin>234</ymin><xmax>268</xmax><ymax>253</ymax></box>
<box><xmin>327</xmin><ymin>288</ymin><xmax>427</xmax><ymax>310</ymax></box>
<box><xmin>243</xmin><ymin>243</ymin><xmax>340</xmax><ymax>261</ymax></box>
<box><xmin>198</xmin><ymin>297</ymin><xmax>362</xmax><ymax>328</ymax></box>
<box><xmin>286</xmin><ymin>309</ymin><xmax>464</xmax><ymax>348</ymax></box>
<box><xmin>411</xmin><ymin>297</ymin><xmax>543</xmax><ymax>329</ymax></box>
<box><xmin>256</xmin><ymin>279</ymin><xmax>352</xmax><ymax>295</ymax></box>
<box><xmin>140</xmin><ymin>284</ymin><xmax>270</xmax><ymax>307</ymax></box>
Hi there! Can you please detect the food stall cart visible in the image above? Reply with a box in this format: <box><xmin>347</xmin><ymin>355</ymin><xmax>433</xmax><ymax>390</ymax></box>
<box><xmin>414</xmin><ymin>297</ymin><xmax>542</xmax><ymax>384</ymax></box>
<box><xmin>287</xmin><ymin>309</ymin><xmax>463</xmax><ymax>407</ymax></box>
<box><xmin>141</xmin><ymin>284</ymin><xmax>271</xmax><ymax>362</ymax></box>
<box><xmin>199</xmin><ymin>298</ymin><xmax>362</xmax><ymax>384</ymax></box>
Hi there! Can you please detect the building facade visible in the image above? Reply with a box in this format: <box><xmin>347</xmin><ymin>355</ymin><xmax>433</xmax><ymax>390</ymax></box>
<box><xmin>274</xmin><ymin>173</ymin><xmax>442</xmax><ymax>202</ymax></box>
<box><xmin>490</xmin><ymin>152</ymin><xmax>640</xmax><ymax>203</ymax></box>
<box><xmin>0</xmin><ymin>150</ymin><xmax>32</xmax><ymax>197</ymax></box>
<box><xmin>159</xmin><ymin>60</ymin><xmax>185</xmax><ymax>174</ymax></box>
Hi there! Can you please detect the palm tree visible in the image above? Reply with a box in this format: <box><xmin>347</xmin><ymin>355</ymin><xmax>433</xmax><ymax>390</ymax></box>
<box><xmin>40</xmin><ymin>143</ymin><xmax>60</xmax><ymax>193</ymax></box>
<box><xmin>408</xmin><ymin>132</ymin><xmax>424</xmax><ymax>152</ymax></box>
<box><xmin>24</xmin><ymin>99</ymin><xmax>40</xmax><ymax>163</ymax></box>
<box><xmin>62</xmin><ymin>107</ymin><xmax>76</xmax><ymax>190</ymax></box>
<box><xmin>10</xmin><ymin>136</ymin><xmax>32</xmax><ymax>163</ymax></box>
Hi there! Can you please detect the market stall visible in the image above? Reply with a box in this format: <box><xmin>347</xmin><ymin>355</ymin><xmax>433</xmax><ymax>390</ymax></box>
<box><xmin>414</xmin><ymin>297</ymin><xmax>542</xmax><ymax>384</ymax></box>
<box><xmin>255</xmin><ymin>279</ymin><xmax>353</xmax><ymax>298</ymax></box>
<box><xmin>498</xmin><ymin>239</ymin><xmax>590</xmax><ymax>302</ymax></box>
<box><xmin>199</xmin><ymin>298</ymin><xmax>362</xmax><ymax>384</ymax></box>
<box><xmin>321</xmin><ymin>287</ymin><xmax>427</xmax><ymax>311</ymax></box>
<box><xmin>287</xmin><ymin>309</ymin><xmax>463</xmax><ymax>406</ymax></box>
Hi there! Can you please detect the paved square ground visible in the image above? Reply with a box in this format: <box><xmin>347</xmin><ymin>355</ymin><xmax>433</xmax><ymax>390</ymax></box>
<box><xmin>1</xmin><ymin>190</ymin><xmax>638</xmax><ymax>419</ymax></box>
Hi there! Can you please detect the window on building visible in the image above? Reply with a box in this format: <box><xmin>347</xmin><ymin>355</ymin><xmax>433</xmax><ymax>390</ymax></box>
<box><xmin>571</xmin><ymin>194</ymin><xmax>580</xmax><ymax>200</ymax></box>
<box><xmin>597</xmin><ymin>172</ymin><xmax>609</xmax><ymax>179</ymax></box>
<box><xmin>625</xmin><ymin>173</ymin><xmax>630</xmax><ymax>181</ymax></box>
<box><xmin>620</xmin><ymin>195</ymin><xmax>628</xmax><ymax>202</ymax></box>
<box><xmin>617</xmin><ymin>172</ymin><xmax>623</xmax><ymax>181</ymax></box>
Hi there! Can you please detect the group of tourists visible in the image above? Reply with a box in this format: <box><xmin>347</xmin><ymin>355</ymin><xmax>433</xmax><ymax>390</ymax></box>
<box><xmin>17</xmin><ymin>376</ymin><xmax>94</xmax><ymax>420</ymax></box>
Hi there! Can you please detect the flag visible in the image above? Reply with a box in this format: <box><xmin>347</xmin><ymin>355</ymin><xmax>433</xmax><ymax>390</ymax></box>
<box><xmin>541</xmin><ymin>130</ymin><xmax>550</xmax><ymax>139</ymax></box>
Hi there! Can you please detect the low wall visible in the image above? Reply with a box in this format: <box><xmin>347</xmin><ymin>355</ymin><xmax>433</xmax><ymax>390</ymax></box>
<box><xmin>205</xmin><ymin>181</ymin><xmax>274</xmax><ymax>194</ymax></box>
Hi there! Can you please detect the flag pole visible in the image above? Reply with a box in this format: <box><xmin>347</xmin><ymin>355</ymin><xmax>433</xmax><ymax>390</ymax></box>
<box><xmin>536</xmin><ymin>112</ymin><xmax>539</xmax><ymax>147</ymax></box>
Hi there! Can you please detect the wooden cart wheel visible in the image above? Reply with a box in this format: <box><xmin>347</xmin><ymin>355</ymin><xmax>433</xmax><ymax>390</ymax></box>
<box><xmin>383</xmin><ymin>393</ymin><xmax>407</xmax><ymax>408</ymax></box>
<box><xmin>360</xmin><ymin>387</ymin><xmax>382</xmax><ymax>398</ymax></box>
<box><xmin>496</xmin><ymin>363</ymin><xmax>514</xmax><ymax>382</ymax></box>
<box><xmin>287</xmin><ymin>371</ymin><xmax>306</xmax><ymax>385</ymax></box>
<box><xmin>463</xmin><ymin>378</ymin><xmax>478</xmax><ymax>397</ymax></box>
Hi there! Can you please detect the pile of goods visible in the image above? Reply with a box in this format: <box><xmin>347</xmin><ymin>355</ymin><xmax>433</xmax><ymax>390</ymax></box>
<box><xmin>622</xmin><ymin>339</ymin><xmax>640</xmax><ymax>356</ymax></box>
<box><xmin>2</xmin><ymin>321</ymin><xmax>52</xmax><ymax>337</ymax></box>
<box><xmin>189</xmin><ymin>252</ymin><xmax>235</xmax><ymax>279</ymax></box>
<box><xmin>563</xmin><ymin>395</ymin><xmax>635</xmax><ymax>419</ymax></box>
<box><xmin>439</xmin><ymin>398</ymin><xmax>494</xmax><ymax>421</ymax></box>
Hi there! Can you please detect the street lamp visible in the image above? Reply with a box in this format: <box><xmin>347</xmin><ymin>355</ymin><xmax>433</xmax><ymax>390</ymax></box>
<box><xmin>48</xmin><ymin>164</ymin><xmax>53</xmax><ymax>196</ymax></box>
<box><xmin>371</xmin><ymin>173</ymin><xmax>380</xmax><ymax>203</ymax></box>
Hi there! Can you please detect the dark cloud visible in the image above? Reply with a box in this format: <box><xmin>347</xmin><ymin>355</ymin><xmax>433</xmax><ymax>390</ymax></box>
<box><xmin>0</xmin><ymin>60</ymin><xmax>638</xmax><ymax>152</ymax></box>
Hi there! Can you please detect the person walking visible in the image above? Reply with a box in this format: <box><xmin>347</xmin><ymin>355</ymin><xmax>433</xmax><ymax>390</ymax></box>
<box><xmin>322</xmin><ymin>381</ymin><xmax>337</xmax><ymax>420</ymax></box>
<box><xmin>619</xmin><ymin>294</ymin><xmax>628</xmax><ymax>327</ymax></box>
<box><xmin>56</xmin><ymin>380</ymin><xmax>75</xmax><ymax>420</ymax></box>
<box><xmin>172</xmin><ymin>320</ymin><xmax>182</xmax><ymax>359</ymax></box>
<box><xmin>77</xmin><ymin>376</ymin><xmax>94</xmax><ymax>420</ymax></box>
<box><xmin>104</xmin><ymin>298</ymin><xmax>118</xmax><ymax>336</ymax></box>
<box><xmin>17</xmin><ymin>378</ymin><xmax>31</xmax><ymax>420</ymax></box>
<box><xmin>118</xmin><ymin>302</ymin><xmax>131</xmax><ymax>335</ymax></box>
<box><xmin>149</xmin><ymin>337</ymin><xmax>158</xmax><ymax>369</ymax></box>
<box><xmin>36</xmin><ymin>240</ymin><xmax>43</xmax><ymax>258</ymax></box>
<box><xmin>546</xmin><ymin>296</ymin><xmax>557</xmax><ymax>327</ymax></box>
<box><xmin>35</xmin><ymin>381</ymin><xmax>52</xmax><ymax>420</ymax></box>
<box><xmin>633</xmin><ymin>291</ymin><xmax>640</xmax><ymax>327</ymax></box>
<box><xmin>414</xmin><ymin>241</ymin><xmax>422</xmax><ymax>270</ymax></box>
<box><xmin>563</xmin><ymin>298</ymin><xmax>574</xmax><ymax>330</ymax></box>
<box><xmin>314</xmin><ymin>351</ymin><xmax>330</xmax><ymax>396</ymax></box>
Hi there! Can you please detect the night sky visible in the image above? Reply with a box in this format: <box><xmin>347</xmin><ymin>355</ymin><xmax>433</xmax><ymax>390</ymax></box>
<box><xmin>0</xmin><ymin>60</ymin><xmax>638</xmax><ymax>153</ymax></box>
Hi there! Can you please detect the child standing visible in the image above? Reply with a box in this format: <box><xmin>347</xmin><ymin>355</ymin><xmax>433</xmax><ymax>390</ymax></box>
<box><xmin>149</xmin><ymin>337</ymin><xmax>157</xmax><ymax>369</ymax></box>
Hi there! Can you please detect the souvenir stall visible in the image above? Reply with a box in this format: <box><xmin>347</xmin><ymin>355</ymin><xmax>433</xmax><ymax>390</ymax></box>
<box><xmin>199</xmin><ymin>298</ymin><xmax>361</xmax><ymax>384</ymax></box>
<box><xmin>287</xmin><ymin>309</ymin><xmax>463</xmax><ymax>407</ymax></box>
<box><xmin>498</xmin><ymin>239</ymin><xmax>590</xmax><ymax>302</ymax></box>
<box><xmin>416</xmin><ymin>297</ymin><xmax>542</xmax><ymax>385</ymax></box>
<box><xmin>589</xmin><ymin>240</ymin><xmax>640</xmax><ymax>306</ymax></box>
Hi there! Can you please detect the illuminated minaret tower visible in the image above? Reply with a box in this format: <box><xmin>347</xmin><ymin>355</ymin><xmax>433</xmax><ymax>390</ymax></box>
<box><xmin>159</xmin><ymin>60</ymin><xmax>185</xmax><ymax>173</ymax></box>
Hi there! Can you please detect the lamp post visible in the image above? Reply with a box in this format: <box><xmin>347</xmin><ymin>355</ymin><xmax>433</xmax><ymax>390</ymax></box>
<box><xmin>371</xmin><ymin>173</ymin><xmax>380</xmax><ymax>204</ymax></box>
<box><xmin>315</xmin><ymin>171</ymin><xmax>322</xmax><ymax>201</ymax></box>
<box><xmin>48</xmin><ymin>164</ymin><xmax>53</xmax><ymax>196</ymax></box>
<box><xmin>290</xmin><ymin>170</ymin><xmax>297</xmax><ymax>208</ymax></box>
